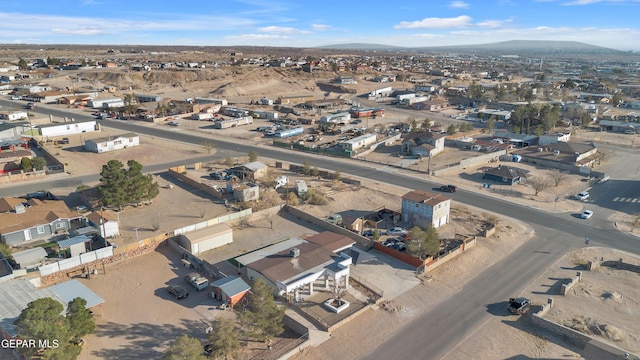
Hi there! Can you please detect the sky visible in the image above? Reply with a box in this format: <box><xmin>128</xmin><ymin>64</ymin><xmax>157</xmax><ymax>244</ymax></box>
<box><xmin>1</xmin><ymin>0</ymin><xmax>639</xmax><ymax>51</ymax></box>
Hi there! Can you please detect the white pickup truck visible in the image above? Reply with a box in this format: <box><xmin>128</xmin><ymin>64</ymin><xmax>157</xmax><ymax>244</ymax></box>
<box><xmin>184</xmin><ymin>272</ymin><xmax>209</xmax><ymax>291</ymax></box>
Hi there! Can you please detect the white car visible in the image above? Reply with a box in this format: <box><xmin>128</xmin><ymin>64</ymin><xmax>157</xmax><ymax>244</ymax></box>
<box><xmin>168</xmin><ymin>121</ymin><xmax>180</xmax><ymax>126</ymax></box>
<box><xmin>581</xmin><ymin>210</ymin><xmax>594</xmax><ymax>219</ymax></box>
<box><xmin>386</xmin><ymin>227</ymin><xmax>407</xmax><ymax>236</ymax></box>
<box><xmin>575</xmin><ymin>191</ymin><xmax>590</xmax><ymax>201</ymax></box>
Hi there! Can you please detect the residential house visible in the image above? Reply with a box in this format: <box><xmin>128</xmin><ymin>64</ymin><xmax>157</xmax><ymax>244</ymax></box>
<box><xmin>83</xmin><ymin>133</ymin><xmax>139</xmax><ymax>153</ymax></box>
<box><xmin>87</xmin><ymin>97</ymin><xmax>125</xmax><ymax>109</ymax></box>
<box><xmin>512</xmin><ymin>142</ymin><xmax>599</xmax><ymax>172</ymax></box>
<box><xmin>478</xmin><ymin>109</ymin><xmax>512</xmax><ymax>122</ymax></box>
<box><xmin>0</xmin><ymin>111</ymin><xmax>28</xmax><ymax>121</ymax></box>
<box><xmin>57</xmin><ymin>95</ymin><xmax>92</xmax><ymax>106</ymax></box>
<box><xmin>482</xmin><ymin>165</ymin><xmax>528</xmax><ymax>185</ymax></box>
<box><xmin>209</xmin><ymin>276</ymin><xmax>251</xmax><ymax>307</ymax></box>
<box><xmin>598</xmin><ymin>120</ymin><xmax>640</xmax><ymax>133</ymax></box>
<box><xmin>227</xmin><ymin>161</ymin><xmax>268</xmax><ymax>181</ymax></box>
<box><xmin>238</xmin><ymin>231</ymin><xmax>355</xmax><ymax>302</ymax></box>
<box><xmin>0</xmin><ymin>197</ymin><xmax>82</xmax><ymax>246</ymax></box>
<box><xmin>410</xmin><ymin>99</ymin><xmax>449</xmax><ymax>111</ymax></box>
<box><xmin>340</xmin><ymin>133</ymin><xmax>377</xmax><ymax>152</ymax></box>
<box><xmin>38</xmin><ymin>120</ymin><xmax>98</xmax><ymax>138</ymax></box>
<box><xmin>401</xmin><ymin>190</ymin><xmax>451</xmax><ymax>229</ymax></box>
<box><xmin>492</xmin><ymin>132</ymin><xmax>538</xmax><ymax>148</ymax></box>
<box><xmin>401</xmin><ymin>131</ymin><xmax>446</xmax><ymax>158</ymax></box>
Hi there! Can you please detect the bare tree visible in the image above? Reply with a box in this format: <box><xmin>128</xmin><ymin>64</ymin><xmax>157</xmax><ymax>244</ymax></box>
<box><xmin>549</xmin><ymin>169</ymin><xmax>568</xmax><ymax>187</ymax></box>
<box><xmin>527</xmin><ymin>176</ymin><xmax>551</xmax><ymax>196</ymax></box>
<box><xmin>202</xmin><ymin>140</ymin><xmax>215</xmax><ymax>154</ymax></box>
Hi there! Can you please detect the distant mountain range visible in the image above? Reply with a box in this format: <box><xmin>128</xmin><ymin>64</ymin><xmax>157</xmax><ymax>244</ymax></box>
<box><xmin>318</xmin><ymin>40</ymin><xmax>627</xmax><ymax>55</ymax></box>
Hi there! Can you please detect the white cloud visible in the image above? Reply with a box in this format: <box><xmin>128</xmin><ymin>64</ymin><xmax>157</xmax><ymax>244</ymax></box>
<box><xmin>476</xmin><ymin>20</ymin><xmax>505</xmax><ymax>28</ymax></box>
<box><xmin>449</xmin><ymin>1</ymin><xmax>470</xmax><ymax>8</ymax></box>
<box><xmin>311</xmin><ymin>24</ymin><xmax>331</xmax><ymax>31</ymax></box>
<box><xmin>52</xmin><ymin>26</ymin><xmax>106</xmax><ymax>35</ymax></box>
<box><xmin>257</xmin><ymin>26</ymin><xmax>310</xmax><ymax>34</ymax></box>
<box><xmin>0</xmin><ymin>12</ymin><xmax>255</xmax><ymax>36</ymax></box>
<box><xmin>226</xmin><ymin>34</ymin><xmax>288</xmax><ymax>40</ymax></box>
<box><xmin>395</xmin><ymin>15</ymin><xmax>473</xmax><ymax>29</ymax></box>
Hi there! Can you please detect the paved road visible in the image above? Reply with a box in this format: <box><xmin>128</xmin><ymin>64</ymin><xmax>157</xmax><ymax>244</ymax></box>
<box><xmin>3</xmin><ymin>101</ymin><xmax>638</xmax><ymax>359</ymax></box>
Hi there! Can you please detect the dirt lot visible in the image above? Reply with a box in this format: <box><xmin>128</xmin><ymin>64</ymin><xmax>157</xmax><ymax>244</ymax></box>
<box><xmin>443</xmin><ymin>247</ymin><xmax>640</xmax><ymax>360</ymax></box>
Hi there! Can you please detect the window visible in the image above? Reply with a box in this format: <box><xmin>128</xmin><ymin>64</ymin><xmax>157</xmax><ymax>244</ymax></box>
<box><xmin>36</xmin><ymin>226</ymin><xmax>45</xmax><ymax>234</ymax></box>
<box><xmin>66</xmin><ymin>125</ymin><xmax>71</xmax><ymax>130</ymax></box>
<box><xmin>114</xmin><ymin>140</ymin><xmax>122</xmax><ymax>145</ymax></box>
<box><xmin>56</xmin><ymin>223</ymin><xmax>65</xmax><ymax>229</ymax></box>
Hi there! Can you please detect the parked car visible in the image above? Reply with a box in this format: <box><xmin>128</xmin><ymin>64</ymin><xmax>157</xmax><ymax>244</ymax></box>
<box><xmin>168</xmin><ymin>121</ymin><xmax>180</xmax><ymax>126</ymax></box>
<box><xmin>383</xmin><ymin>238</ymin><xmax>397</xmax><ymax>247</ymax></box>
<box><xmin>362</xmin><ymin>229</ymin><xmax>375</xmax><ymax>237</ymax></box>
<box><xmin>508</xmin><ymin>297</ymin><xmax>530</xmax><ymax>315</ymax></box>
<box><xmin>575</xmin><ymin>191</ymin><xmax>590</xmax><ymax>201</ymax></box>
<box><xmin>390</xmin><ymin>243</ymin><xmax>406</xmax><ymax>252</ymax></box>
<box><xmin>440</xmin><ymin>185</ymin><xmax>457</xmax><ymax>193</ymax></box>
<box><xmin>386</xmin><ymin>227</ymin><xmax>407</xmax><ymax>236</ymax></box>
<box><xmin>581</xmin><ymin>210</ymin><xmax>594</xmax><ymax>219</ymax></box>
<box><xmin>624</xmin><ymin>129</ymin><xmax>637</xmax><ymax>134</ymax></box>
<box><xmin>11</xmin><ymin>95</ymin><xmax>20</xmax><ymax>100</ymax></box>
<box><xmin>325</xmin><ymin>214</ymin><xmax>343</xmax><ymax>225</ymax></box>
<box><xmin>167</xmin><ymin>285</ymin><xmax>189</xmax><ymax>299</ymax></box>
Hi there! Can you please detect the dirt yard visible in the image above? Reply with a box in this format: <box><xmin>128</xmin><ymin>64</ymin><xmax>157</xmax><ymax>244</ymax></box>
<box><xmin>443</xmin><ymin>247</ymin><xmax>640</xmax><ymax>359</ymax></box>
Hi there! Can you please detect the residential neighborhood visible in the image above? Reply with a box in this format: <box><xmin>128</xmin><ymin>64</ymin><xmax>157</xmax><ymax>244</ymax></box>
<box><xmin>0</xmin><ymin>40</ymin><xmax>639</xmax><ymax>360</ymax></box>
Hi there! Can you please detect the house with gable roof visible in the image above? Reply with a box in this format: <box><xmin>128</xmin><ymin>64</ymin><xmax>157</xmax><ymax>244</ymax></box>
<box><xmin>0</xmin><ymin>197</ymin><xmax>82</xmax><ymax>245</ymax></box>
<box><xmin>401</xmin><ymin>131</ymin><xmax>446</xmax><ymax>158</ymax></box>
<box><xmin>482</xmin><ymin>165</ymin><xmax>528</xmax><ymax>185</ymax></box>
<box><xmin>401</xmin><ymin>190</ymin><xmax>451</xmax><ymax>229</ymax></box>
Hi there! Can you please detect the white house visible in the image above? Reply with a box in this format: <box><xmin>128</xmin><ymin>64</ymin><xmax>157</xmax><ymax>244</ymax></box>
<box><xmin>86</xmin><ymin>211</ymin><xmax>120</xmax><ymax>238</ymax></box>
<box><xmin>38</xmin><ymin>120</ymin><xmax>98</xmax><ymax>137</ymax></box>
<box><xmin>320</xmin><ymin>112</ymin><xmax>351</xmax><ymax>124</ymax></box>
<box><xmin>83</xmin><ymin>133</ymin><xmax>139</xmax><ymax>153</ymax></box>
<box><xmin>0</xmin><ymin>111</ymin><xmax>28</xmax><ymax>121</ymax></box>
<box><xmin>401</xmin><ymin>190</ymin><xmax>451</xmax><ymax>228</ymax></box>
<box><xmin>87</xmin><ymin>97</ymin><xmax>124</xmax><ymax>109</ymax></box>
<box><xmin>340</xmin><ymin>133</ymin><xmax>377</xmax><ymax>152</ymax></box>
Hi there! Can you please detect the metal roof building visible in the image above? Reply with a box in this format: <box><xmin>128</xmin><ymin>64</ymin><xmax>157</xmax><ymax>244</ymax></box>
<box><xmin>11</xmin><ymin>247</ymin><xmax>47</xmax><ymax>269</ymax></box>
<box><xmin>0</xmin><ymin>279</ymin><xmax>104</xmax><ymax>336</ymax></box>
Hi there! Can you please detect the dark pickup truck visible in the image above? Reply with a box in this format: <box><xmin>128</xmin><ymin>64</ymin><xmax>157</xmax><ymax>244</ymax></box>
<box><xmin>508</xmin><ymin>297</ymin><xmax>531</xmax><ymax>315</ymax></box>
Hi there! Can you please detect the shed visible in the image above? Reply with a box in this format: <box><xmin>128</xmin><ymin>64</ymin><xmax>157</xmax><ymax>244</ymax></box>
<box><xmin>86</xmin><ymin>211</ymin><xmax>120</xmax><ymax>238</ymax></box>
<box><xmin>11</xmin><ymin>247</ymin><xmax>47</xmax><ymax>269</ymax></box>
<box><xmin>233</xmin><ymin>183</ymin><xmax>259</xmax><ymax>202</ymax></box>
<box><xmin>209</xmin><ymin>276</ymin><xmax>251</xmax><ymax>306</ymax></box>
<box><xmin>57</xmin><ymin>235</ymin><xmax>90</xmax><ymax>257</ymax></box>
<box><xmin>178</xmin><ymin>223</ymin><xmax>233</xmax><ymax>255</ymax></box>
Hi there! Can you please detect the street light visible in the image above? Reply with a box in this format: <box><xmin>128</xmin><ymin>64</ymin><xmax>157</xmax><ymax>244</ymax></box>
<box><xmin>133</xmin><ymin>227</ymin><xmax>139</xmax><ymax>239</ymax></box>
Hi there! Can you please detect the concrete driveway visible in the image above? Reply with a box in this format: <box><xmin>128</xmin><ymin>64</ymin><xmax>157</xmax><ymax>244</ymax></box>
<box><xmin>350</xmin><ymin>249</ymin><xmax>420</xmax><ymax>300</ymax></box>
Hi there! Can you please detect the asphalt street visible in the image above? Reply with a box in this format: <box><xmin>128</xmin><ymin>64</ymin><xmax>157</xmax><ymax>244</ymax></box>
<box><xmin>2</xmin><ymin>101</ymin><xmax>638</xmax><ymax>359</ymax></box>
